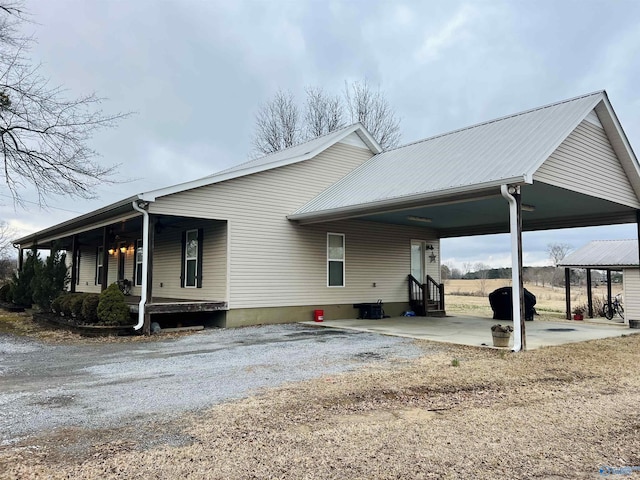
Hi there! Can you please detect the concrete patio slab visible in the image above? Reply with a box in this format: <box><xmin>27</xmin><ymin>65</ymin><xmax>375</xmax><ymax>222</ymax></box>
<box><xmin>301</xmin><ymin>315</ymin><xmax>638</xmax><ymax>350</ymax></box>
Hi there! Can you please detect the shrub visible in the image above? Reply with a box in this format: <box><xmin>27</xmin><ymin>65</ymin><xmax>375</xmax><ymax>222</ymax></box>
<box><xmin>51</xmin><ymin>294</ymin><xmax>65</xmax><ymax>314</ymax></box>
<box><xmin>31</xmin><ymin>246</ymin><xmax>69</xmax><ymax>311</ymax></box>
<box><xmin>10</xmin><ymin>249</ymin><xmax>39</xmax><ymax>306</ymax></box>
<box><xmin>59</xmin><ymin>294</ymin><xmax>78</xmax><ymax>316</ymax></box>
<box><xmin>81</xmin><ymin>294</ymin><xmax>100</xmax><ymax>324</ymax></box>
<box><xmin>70</xmin><ymin>293</ymin><xmax>88</xmax><ymax>320</ymax></box>
<box><xmin>97</xmin><ymin>283</ymin><xmax>131</xmax><ymax>326</ymax></box>
<box><xmin>0</xmin><ymin>283</ymin><xmax>11</xmax><ymax>303</ymax></box>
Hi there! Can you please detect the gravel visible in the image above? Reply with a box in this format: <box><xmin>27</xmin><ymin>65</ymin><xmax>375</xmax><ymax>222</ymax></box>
<box><xmin>0</xmin><ymin>323</ymin><xmax>427</xmax><ymax>445</ymax></box>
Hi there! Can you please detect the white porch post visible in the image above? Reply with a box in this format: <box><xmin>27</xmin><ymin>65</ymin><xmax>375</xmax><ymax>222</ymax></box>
<box><xmin>501</xmin><ymin>185</ymin><xmax>526</xmax><ymax>351</ymax></box>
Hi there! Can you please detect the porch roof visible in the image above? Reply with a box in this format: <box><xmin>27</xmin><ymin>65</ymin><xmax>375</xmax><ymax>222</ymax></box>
<box><xmin>14</xmin><ymin>196</ymin><xmax>140</xmax><ymax>248</ymax></box>
<box><xmin>559</xmin><ymin>240</ymin><xmax>639</xmax><ymax>269</ymax></box>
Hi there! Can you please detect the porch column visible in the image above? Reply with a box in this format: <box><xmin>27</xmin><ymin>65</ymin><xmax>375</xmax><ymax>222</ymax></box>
<box><xmin>606</xmin><ymin>269</ymin><xmax>612</xmax><ymax>307</ymax></box>
<box><xmin>586</xmin><ymin>268</ymin><xmax>593</xmax><ymax>318</ymax></box>
<box><xmin>70</xmin><ymin>235</ymin><xmax>78</xmax><ymax>293</ymax></box>
<box><xmin>17</xmin><ymin>247</ymin><xmax>23</xmax><ymax>272</ymax></box>
<box><xmin>101</xmin><ymin>226</ymin><xmax>109</xmax><ymax>290</ymax></box>
<box><xmin>565</xmin><ymin>268</ymin><xmax>571</xmax><ymax>320</ymax></box>
<box><xmin>501</xmin><ymin>184</ymin><xmax>525</xmax><ymax>351</ymax></box>
<box><xmin>143</xmin><ymin>214</ymin><xmax>156</xmax><ymax>335</ymax></box>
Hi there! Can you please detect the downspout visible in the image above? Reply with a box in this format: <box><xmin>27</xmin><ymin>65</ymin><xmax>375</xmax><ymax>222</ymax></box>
<box><xmin>501</xmin><ymin>185</ymin><xmax>522</xmax><ymax>352</ymax></box>
<box><xmin>132</xmin><ymin>200</ymin><xmax>149</xmax><ymax>331</ymax></box>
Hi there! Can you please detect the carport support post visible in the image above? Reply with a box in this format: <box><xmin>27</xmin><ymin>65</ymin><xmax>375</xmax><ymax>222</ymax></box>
<box><xmin>606</xmin><ymin>269</ymin><xmax>612</xmax><ymax>307</ymax></box>
<box><xmin>565</xmin><ymin>268</ymin><xmax>571</xmax><ymax>320</ymax></box>
<box><xmin>515</xmin><ymin>190</ymin><xmax>525</xmax><ymax>351</ymax></box>
<box><xmin>586</xmin><ymin>269</ymin><xmax>593</xmax><ymax>318</ymax></box>
<box><xmin>17</xmin><ymin>247</ymin><xmax>23</xmax><ymax>272</ymax></box>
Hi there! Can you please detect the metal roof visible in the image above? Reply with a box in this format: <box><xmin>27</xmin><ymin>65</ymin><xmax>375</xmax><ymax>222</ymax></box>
<box><xmin>291</xmin><ymin>91</ymin><xmax>607</xmax><ymax>219</ymax></box>
<box><xmin>139</xmin><ymin>123</ymin><xmax>381</xmax><ymax>201</ymax></box>
<box><xmin>559</xmin><ymin>240</ymin><xmax>639</xmax><ymax>268</ymax></box>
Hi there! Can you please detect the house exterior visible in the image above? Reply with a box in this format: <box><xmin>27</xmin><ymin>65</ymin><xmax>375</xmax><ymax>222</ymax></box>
<box><xmin>14</xmin><ymin>90</ymin><xmax>640</xmax><ymax>337</ymax></box>
<box><xmin>559</xmin><ymin>239</ymin><xmax>640</xmax><ymax>325</ymax></box>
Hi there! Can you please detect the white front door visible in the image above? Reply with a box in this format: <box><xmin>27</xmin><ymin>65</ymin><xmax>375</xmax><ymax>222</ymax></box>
<box><xmin>411</xmin><ymin>241</ymin><xmax>425</xmax><ymax>283</ymax></box>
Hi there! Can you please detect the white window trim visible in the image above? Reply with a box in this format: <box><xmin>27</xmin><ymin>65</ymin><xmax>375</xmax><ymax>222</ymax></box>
<box><xmin>96</xmin><ymin>246</ymin><xmax>104</xmax><ymax>285</ymax></box>
<box><xmin>135</xmin><ymin>239</ymin><xmax>143</xmax><ymax>286</ymax></box>
<box><xmin>327</xmin><ymin>232</ymin><xmax>345</xmax><ymax>288</ymax></box>
<box><xmin>184</xmin><ymin>229</ymin><xmax>198</xmax><ymax>288</ymax></box>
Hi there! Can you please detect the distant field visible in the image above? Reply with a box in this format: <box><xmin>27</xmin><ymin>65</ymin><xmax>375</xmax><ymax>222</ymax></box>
<box><xmin>444</xmin><ymin>278</ymin><xmax>622</xmax><ymax>320</ymax></box>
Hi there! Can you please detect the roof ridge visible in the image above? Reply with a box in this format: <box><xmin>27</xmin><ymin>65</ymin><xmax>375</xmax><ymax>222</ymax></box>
<box><xmin>210</xmin><ymin>122</ymin><xmax>361</xmax><ymax>177</ymax></box>
<box><xmin>384</xmin><ymin>90</ymin><xmax>605</xmax><ymax>153</ymax></box>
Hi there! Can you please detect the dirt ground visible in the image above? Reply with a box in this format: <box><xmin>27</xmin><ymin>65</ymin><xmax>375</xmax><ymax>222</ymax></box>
<box><xmin>1</xmin><ymin>312</ymin><xmax>639</xmax><ymax>479</ymax></box>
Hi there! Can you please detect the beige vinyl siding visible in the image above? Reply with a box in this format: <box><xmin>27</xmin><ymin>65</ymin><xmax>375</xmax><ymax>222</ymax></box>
<box><xmin>75</xmin><ymin>246</ymin><xmax>102</xmax><ymax>293</ymax></box>
<box><xmin>151</xmin><ymin>220</ymin><xmax>227</xmax><ymax>300</ymax></box>
<box><xmin>623</xmin><ymin>268</ymin><xmax>640</xmax><ymax>323</ymax></box>
<box><xmin>534</xmin><ymin>119</ymin><xmax>640</xmax><ymax>208</ymax></box>
<box><xmin>150</xmin><ymin>142</ymin><xmax>424</xmax><ymax>308</ymax></box>
<box><xmin>220</xmin><ymin>219</ymin><xmax>438</xmax><ymax>308</ymax></box>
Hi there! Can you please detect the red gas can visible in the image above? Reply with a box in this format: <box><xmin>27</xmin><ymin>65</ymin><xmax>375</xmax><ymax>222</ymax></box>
<box><xmin>313</xmin><ymin>309</ymin><xmax>324</xmax><ymax>322</ymax></box>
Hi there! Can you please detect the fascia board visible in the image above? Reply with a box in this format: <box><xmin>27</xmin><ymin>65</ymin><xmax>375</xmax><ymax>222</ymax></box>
<box><xmin>288</xmin><ymin>175</ymin><xmax>528</xmax><ymax>224</ymax></box>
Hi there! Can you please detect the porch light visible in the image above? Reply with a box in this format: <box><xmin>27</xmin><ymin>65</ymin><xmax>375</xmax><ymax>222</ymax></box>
<box><xmin>120</xmin><ymin>246</ymin><xmax>127</xmax><ymax>254</ymax></box>
<box><xmin>108</xmin><ymin>247</ymin><xmax>115</xmax><ymax>255</ymax></box>
<box><xmin>407</xmin><ymin>215</ymin><xmax>432</xmax><ymax>223</ymax></box>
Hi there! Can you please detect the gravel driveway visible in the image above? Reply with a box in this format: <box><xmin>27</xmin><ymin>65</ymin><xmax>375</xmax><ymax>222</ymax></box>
<box><xmin>0</xmin><ymin>324</ymin><xmax>424</xmax><ymax>445</ymax></box>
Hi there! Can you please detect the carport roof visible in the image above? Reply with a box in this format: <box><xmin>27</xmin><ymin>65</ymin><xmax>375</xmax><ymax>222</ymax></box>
<box><xmin>289</xmin><ymin>90</ymin><xmax>639</xmax><ymax>224</ymax></box>
<box><xmin>559</xmin><ymin>240</ymin><xmax>639</xmax><ymax>269</ymax></box>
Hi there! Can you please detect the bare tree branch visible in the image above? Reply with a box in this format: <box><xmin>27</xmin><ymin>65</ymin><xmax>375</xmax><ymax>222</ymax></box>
<box><xmin>251</xmin><ymin>80</ymin><xmax>402</xmax><ymax>156</ymax></box>
<box><xmin>344</xmin><ymin>79</ymin><xmax>401</xmax><ymax>150</ymax></box>
<box><xmin>304</xmin><ymin>86</ymin><xmax>344</xmax><ymax>139</ymax></box>
<box><xmin>251</xmin><ymin>90</ymin><xmax>300</xmax><ymax>157</ymax></box>
<box><xmin>0</xmin><ymin>2</ymin><xmax>129</xmax><ymax>206</ymax></box>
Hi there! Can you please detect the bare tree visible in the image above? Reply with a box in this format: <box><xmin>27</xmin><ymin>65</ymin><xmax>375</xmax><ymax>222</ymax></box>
<box><xmin>547</xmin><ymin>242</ymin><xmax>572</xmax><ymax>287</ymax></box>
<box><xmin>344</xmin><ymin>80</ymin><xmax>401</xmax><ymax>150</ymax></box>
<box><xmin>474</xmin><ymin>262</ymin><xmax>491</xmax><ymax>295</ymax></box>
<box><xmin>0</xmin><ymin>3</ymin><xmax>128</xmax><ymax>206</ymax></box>
<box><xmin>547</xmin><ymin>243</ymin><xmax>573</xmax><ymax>267</ymax></box>
<box><xmin>251</xmin><ymin>90</ymin><xmax>300</xmax><ymax>156</ymax></box>
<box><xmin>304</xmin><ymin>86</ymin><xmax>344</xmax><ymax>138</ymax></box>
<box><xmin>251</xmin><ymin>80</ymin><xmax>401</xmax><ymax>156</ymax></box>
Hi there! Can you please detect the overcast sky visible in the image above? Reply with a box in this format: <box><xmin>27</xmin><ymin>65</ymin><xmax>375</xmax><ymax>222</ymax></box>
<box><xmin>3</xmin><ymin>0</ymin><xmax>640</xmax><ymax>269</ymax></box>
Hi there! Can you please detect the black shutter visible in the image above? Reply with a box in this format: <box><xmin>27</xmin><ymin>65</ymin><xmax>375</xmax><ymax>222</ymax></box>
<box><xmin>180</xmin><ymin>231</ymin><xmax>186</xmax><ymax>287</ymax></box>
<box><xmin>76</xmin><ymin>250</ymin><xmax>81</xmax><ymax>285</ymax></box>
<box><xmin>196</xmin><ymin>228</ymin><xmax>204</xmax><ymax>288</ymax></box>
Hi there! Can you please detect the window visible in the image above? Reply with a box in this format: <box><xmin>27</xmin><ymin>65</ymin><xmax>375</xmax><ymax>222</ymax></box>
<box><xmin>134</xmin><ymin>239</ymin><xmax>143</xmax><ymax>286</ymax></box>
<box><xmin>96</xmin><ymin>246</ymin><xmax>104</xmax><ymax>285</ymax></box>
<box><xmin>327</xmin><ymin>233</ymin><xmax>345</xmax><ymax>287</ymax></box>
<box><xmin>181</xmin><ymin>229</ymin><xmax>203</xmax><ymax>288</ymax></box>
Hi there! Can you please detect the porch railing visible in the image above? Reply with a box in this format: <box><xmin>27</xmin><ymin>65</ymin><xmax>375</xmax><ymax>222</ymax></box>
<box><xmin>426</xmin><ymin>275</ymin><xmax>445</xmax><ymax>312</ymax></box>
<box><xmin>408</xmin><ymin>274</ymin><xmax>445</xmax><ymax>316</ymax></box>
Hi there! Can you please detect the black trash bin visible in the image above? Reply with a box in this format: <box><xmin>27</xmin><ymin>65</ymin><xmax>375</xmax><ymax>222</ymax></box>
<box><xmin>488</xmin><ymin>287</ymin><xmax>536</xmax><ymax>321</ymax></box>
<box><xmin>353</xmin><ymin>300</ymin><xmax>384</xmax><ymax>319</ymax></box>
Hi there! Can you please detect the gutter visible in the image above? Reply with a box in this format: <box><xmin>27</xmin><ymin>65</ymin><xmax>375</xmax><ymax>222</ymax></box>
<box><xmin>131</xmin><ymin>199</ymin><xmax>149</xmax><ymax>331</ymax></box>
<box><xmin>500</xmin><ymin>184</ymin><xmax>523</xmax><ymax>352</ymax></box>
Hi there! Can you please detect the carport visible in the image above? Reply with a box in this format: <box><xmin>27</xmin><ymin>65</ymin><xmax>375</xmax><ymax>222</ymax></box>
<box><xmin>304</xmin><ymin>316</ymin><xmax>634</xmax><ymax>350</ymax></box>
<box><xmin>290</xmin><ymin>91</ymin><xmax>640</xmax><ymax>351</ymax></box>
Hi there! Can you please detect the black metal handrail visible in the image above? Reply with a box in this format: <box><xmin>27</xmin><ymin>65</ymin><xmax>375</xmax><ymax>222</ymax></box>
<box><xmin>426</xmin><ymin>275</ymin><xmax>445</xmax><ymax>311</ymax></box>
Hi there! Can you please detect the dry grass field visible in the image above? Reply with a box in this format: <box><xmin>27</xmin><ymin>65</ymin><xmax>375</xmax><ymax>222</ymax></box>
<box><xmin>444</xmin><ymin>278</ymin><xmax>621</xmax><ymax>319</ymax></box>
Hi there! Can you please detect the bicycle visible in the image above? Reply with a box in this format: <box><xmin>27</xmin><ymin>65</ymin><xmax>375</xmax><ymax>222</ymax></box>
<box><xmin>603</xmin><ymin>293</ymin><xmax>624</xmax><ymax>320</ymax></box>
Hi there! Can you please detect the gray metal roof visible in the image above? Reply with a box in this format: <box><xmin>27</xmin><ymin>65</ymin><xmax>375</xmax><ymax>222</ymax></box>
<box><xmin>559</xmin><ymin>240</ymin><xmax>639</xmax><ymax>268</ymax></box>
<box><xmin>140</xmin><ymin>123</ymin><xmax>381</xmax><ymax>202</ymax></box>
<box><xmin>212</xmin><ymin>123</ymin><xmax>380</xmax><ymax>178</ymax></box>
<box><xmin>291</xmin><ymin>91</ymin><xmax>605</xmax><ymax>218</ymax></box>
